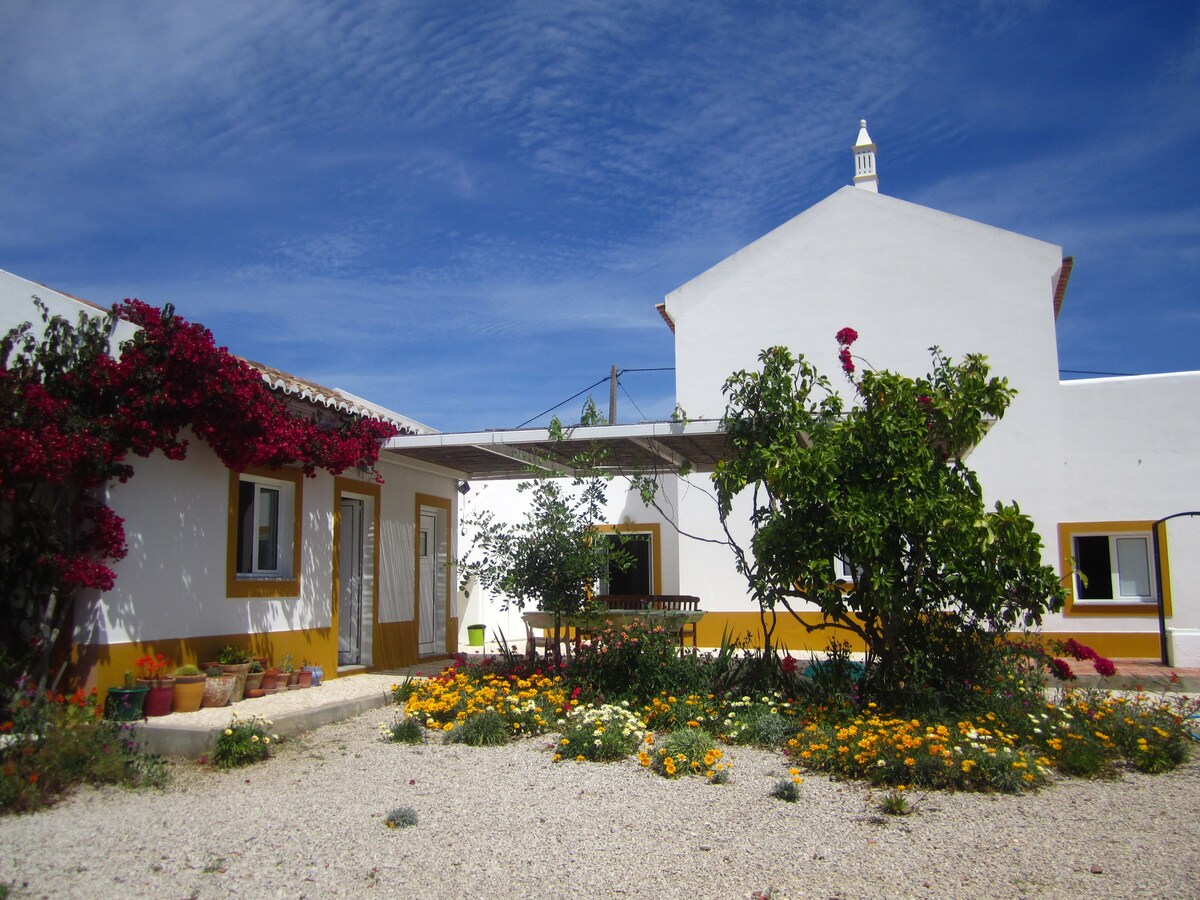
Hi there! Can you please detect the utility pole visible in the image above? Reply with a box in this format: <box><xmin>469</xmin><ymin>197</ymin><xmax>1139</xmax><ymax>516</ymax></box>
<box><xmin>608</xmin><ymin>365</ymin><xmax>618</xmax><ymax>425</ymax></box>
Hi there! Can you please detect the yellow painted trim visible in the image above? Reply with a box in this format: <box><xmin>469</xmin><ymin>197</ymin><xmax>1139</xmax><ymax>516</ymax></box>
<box><xmin>414</xmin><ymin>493</ymin><xmax>455</xmax><ymax>658</ymax></box>
<box><xmin>72</xmin><ymin>626</ymin><xmax>337</xmax><ymax>695</ymax></box>
<box><xmin>333</xmin><ymin>477</ymin><xmax>382</xmax><ymax>664</ymax></box>
<box><xmin>694</xmin><ymin>611</ymin><xmax>867</xmax><ymax>653</ymax></box>
<box><xmin>225</xmin><ymin>466</ymin><xmax>303</xmax><ymax>598</ymax></box>
<box><xmin>1057</xmin><ymin>520</ymin><xmax>1170</xmax><ymax>618</ymax></box>
<box><xmin>596</xmin><ymin>522</ymin><xmax>663</xmax><ymax>593</ymax></box>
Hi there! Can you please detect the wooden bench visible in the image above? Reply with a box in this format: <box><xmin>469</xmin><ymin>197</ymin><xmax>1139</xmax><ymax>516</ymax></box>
<box><xmin>592</xmin><ymin>595</ymin><xmax>701</xmax><ymax>647</ymax></box>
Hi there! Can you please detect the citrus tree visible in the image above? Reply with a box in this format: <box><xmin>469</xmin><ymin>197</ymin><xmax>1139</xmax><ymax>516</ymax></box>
<box><xmin>713</xmin><ymin>331</ymin><xmax>1064</xmax><ymax>707</ymax></box>
<box><xmin>459</xmin><ymin>400</ymin><xmax>629</xmax><ymax>663</ymax></box>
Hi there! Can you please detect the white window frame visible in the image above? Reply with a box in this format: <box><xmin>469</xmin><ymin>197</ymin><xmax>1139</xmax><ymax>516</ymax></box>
<box><xmin>1072</xmin><ymin>532</ymin><xmax>1155</xmax><ymax>603</ymax></box>
<box><xmin>236</xmin><ymin>473</ymin><xmax>296</xmax><ymax>580</ymax></box>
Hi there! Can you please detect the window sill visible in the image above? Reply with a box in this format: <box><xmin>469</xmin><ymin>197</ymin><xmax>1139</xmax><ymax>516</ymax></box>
<box><xmin>1064</xmin><ymin>599</ymin><xmax>1158</xmax><ymax>617</ymax></box>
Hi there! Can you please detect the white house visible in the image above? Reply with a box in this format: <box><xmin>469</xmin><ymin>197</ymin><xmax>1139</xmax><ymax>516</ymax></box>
<box><xmin>0</xmin><ymin>269</ymin><xmax>465</xmax><ymax>690</ymax></box>
<box><xmin>448</xmin><ymin>122</ymin><xmax>1200</xmax><ymax>665</ymax></box>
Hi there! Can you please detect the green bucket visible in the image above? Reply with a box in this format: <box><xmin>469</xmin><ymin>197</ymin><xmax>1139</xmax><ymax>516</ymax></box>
<box><xmin>467</xmin><ymin>624</ymin><xmax>486</xmax><ymax>647</ymax></box>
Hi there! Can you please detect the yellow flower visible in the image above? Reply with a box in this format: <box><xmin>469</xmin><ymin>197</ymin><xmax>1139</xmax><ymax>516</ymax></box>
<box><xmin>224</xmin><ymin>729</ymin><xmax>233</xmax><ymax>736</ymax></box>
<box><xmin>560</xmin><ymin>738</ymin><xmax>570</xmax><ymax>745</ymax></box>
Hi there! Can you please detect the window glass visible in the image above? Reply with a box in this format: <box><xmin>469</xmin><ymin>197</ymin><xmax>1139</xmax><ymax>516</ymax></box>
<box><xmin>236</xmin><ymin>476</ymin><xmax>291</xmax><ymax>578</ymax></box>
<box><xmin>257</xmin><ymin>486</ymin><xmax>279</xmax><ymax>572</ymax></box>
<box><xmin>1074</xmin><ymin>535</ymin><xmax>1113</xmax><ymax>600</ymax></box>
<box><xmin>603</xmin><ymin>533</ymin><xmax>652</xmax><ymax>595</ymax></box>
<box><xmin>1115</xmin><ymin>536</ymin><xmax>1151</xmax><ymax>598</ymax></box>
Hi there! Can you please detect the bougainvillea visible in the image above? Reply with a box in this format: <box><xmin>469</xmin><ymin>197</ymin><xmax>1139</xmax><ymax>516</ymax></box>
<box><xmin>1</xmin><ymin>299</ymin><xmax>398</xmax><ymax>688</ymax></box>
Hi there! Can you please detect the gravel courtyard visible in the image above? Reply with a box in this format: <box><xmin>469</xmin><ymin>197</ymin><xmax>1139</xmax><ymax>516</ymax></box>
<box><xmin>1</xmin><ymin>698</ymin><xmax>1198</xmax><ymax>899</ymax></box>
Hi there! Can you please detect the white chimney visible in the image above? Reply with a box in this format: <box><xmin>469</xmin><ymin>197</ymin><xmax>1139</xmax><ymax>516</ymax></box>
<box><xmin>852</xmin><ymin>119</ymin><xmax>878</xmax><ymax>192</ymax></box>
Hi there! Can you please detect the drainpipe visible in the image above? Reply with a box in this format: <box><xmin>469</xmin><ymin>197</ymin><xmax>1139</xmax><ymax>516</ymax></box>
<box><xmin>1152</xmin><ymin>512</ymin><xmax>1200</xmax><ymax>665</ymax></box>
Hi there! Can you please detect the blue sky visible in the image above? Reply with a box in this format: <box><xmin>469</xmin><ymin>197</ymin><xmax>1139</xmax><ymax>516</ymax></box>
<box><xmin>1</xmin><ymin>1</ymin><xmax>1197</xmax><ymax>432</ymax></box>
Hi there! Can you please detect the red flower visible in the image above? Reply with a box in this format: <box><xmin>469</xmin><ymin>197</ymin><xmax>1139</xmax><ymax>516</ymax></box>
<box><xmin>781</xmin><ymin>654</ymin><xmax>797</xmax><ymax>674</ymax></box>
<box><xmin>838</xmin><ymin>347</ymin><xmax>855</xmax><ymax>376</ymax></box>
<box><xmin>1092</xmin><ymin>657</ymin><xmax>1117</xmax><ymax>678</ymax></box>
<box><xmin>835</xmin><ymin>327</ymin><xmax>858</xmax><ymax>346</ymax></box>
<box><xmin>1049</xmin><ymin>657</ymin><xmax>1075</xmax><ymax>680</ymax></box>
<box><xmin>1062</xmin><ymin>638</ymin><xmax>1098</xmax><ymax>661</ymax></box>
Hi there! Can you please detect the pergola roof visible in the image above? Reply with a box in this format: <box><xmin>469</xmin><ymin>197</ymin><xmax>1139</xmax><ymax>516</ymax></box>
<box><xmin>382</xmin><ymin>419</ymin><xmax>734</xmax><ymax>480</ymax></box>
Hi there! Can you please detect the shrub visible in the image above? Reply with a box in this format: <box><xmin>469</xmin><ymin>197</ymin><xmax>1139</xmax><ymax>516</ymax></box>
<box><xmin>770</xmin><ymin>772</ymin><xmax>804</xmax><ymax>802</ymax></box>
<box><xmin>0</xmin><ymin>684</ymin><xmax>166</xmax><ymax>813</ymax></box>
<box><xmin>444</xmin><ymin>709</ymin><xmax>509</xmax><ymax>746</ymax></box>
<box><xmin>212</xmin><ymin>713</ymin><xmax>277</xmax><ymax>768</ymax></box>
<box><xmin>380</xmin><ymin>716</ymin><xmax>426</xmax><ymax>744</ymax></box>
<box><xmin>567</xmin><ymin>618</ymin><xmax>709</xmax><ymax>703</ymax></box>
<box><xmin>405</xmin><ymin>668</ymin><xmax>566</xmax><ymax>737</ymax></box>
<box><xmin>641</xmin><ymin>692</ymin><xmax>722</xmax><ymax>734</ymax></box>
<box><xmin>384</xmin><ymin>806</ymin><xmax>418</xmax><ymax>829</ymax></box>
<box><xmin>720</xmin><ymin>694</ymin><xmax>798</xmax><ymax>747</ymax></box>
<box><xmin>642</xmin><ymin>726</ymin><xmax>730</xmax><ymax>782</ymax></box>
<box><xmin>878</xmin><ymin>789</ymin><xmax>913</xmax><ymax>816</ymax></box>
<box><xmin>554</xmin><ymin>702</ymin><xmax>645</xmax><ymax>762</ymax></box>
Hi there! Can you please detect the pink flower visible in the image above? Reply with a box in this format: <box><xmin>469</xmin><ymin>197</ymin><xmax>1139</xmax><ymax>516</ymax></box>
<box><xmin>835</xmin><ymin>327</ymin><xmax>858</xmax><ymax>346</ymax></box>
<box><xmin>1092</xmin><ymin>657</ymin><xmax>1117</xmax><ymax>678</ymax></box>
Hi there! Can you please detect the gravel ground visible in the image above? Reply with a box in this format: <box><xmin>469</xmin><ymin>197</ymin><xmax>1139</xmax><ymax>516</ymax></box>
<box><xmin>2</xmin><ymin>699</ymin><xmax>1199</xmax><ymax>899</ymax></box>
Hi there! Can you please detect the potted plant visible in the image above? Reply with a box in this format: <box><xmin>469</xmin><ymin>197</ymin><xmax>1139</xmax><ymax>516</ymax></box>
<box><xmin>201</xmin><ymin>666</ymin><xmax>235</xmax><ymax>708</ymax></box>
<box><xmin>171</xmin><ymin>664</ymin><xmax>207</xmax><ymax>713</ymax></box>
<box><xmin>278</xmin><ymin>653</ymin><xmax>297</xmax><ymax>688</ymax></box>
<box><xmin>244</xmin><ymin>659</ymin><xmax>265</xmax><ymax>694</ymax></box>
<box><xmin>105</xmin><ymin>671</ymin><xmax>149</xmax><ymax>721</ymax></box>
<box><xmin>134</xmin><ymin>653</ymin><xmax>176</xmax><ymax>717</ymax></box>
<box><xmin>301</xmin><ymin>658</ymin><xmax>324</xmax><ymax>687</ymax></box>
<box><xmin>217</xmin><ymin>645</ymin><xmax>253</xmax><ymax>702</ymax></box>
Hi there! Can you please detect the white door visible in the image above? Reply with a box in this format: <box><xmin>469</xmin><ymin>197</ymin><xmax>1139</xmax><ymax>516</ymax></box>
<box><xmin>418</xmin><ymin>511</ymin><xmax>444</xmax><ymax>656</ymax></box>
<box><xmin>338</xmin><ymin>498</ymin><xmax>364</xmax><ymax>665</ymax></box>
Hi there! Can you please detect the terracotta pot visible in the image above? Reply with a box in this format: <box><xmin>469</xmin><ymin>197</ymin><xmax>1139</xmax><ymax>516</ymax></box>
<box><xmin>244</xmin><ymin>688</ymin><xmax>266</xmax><ymax>699</ymax></box>
<box><xmin>201</xmin><ymin>675</ymin><xmax>235</xmax><ymax>708</ymax></box>
<box><xmin>171</xmin><ymin>674</ymin><xmax>206</xmax><ymax>713</ymax></box>
<box><xmin>260</xmin><ymin>670</ymin><xmax>280</xmax><ymax>691</ymax></box>
<box><xmin>220</xmin><ymin>663</ymin><xmax>251</xmax><ymax>702</ymax></box>
<box><xmin>296</xmin><ymin>669</ymin><xmax>313</xmax><ymax>688</ymax></box>
<box><xmin>287</xmin><ymin>671</ymin><xmax>299</xmax><ymax>686</ymax></box>
<box><xmin>244</xmin><ymin>671</ymin><xmax>264</xmax><ymax>693</ymax></box>
<box><xmin>137</xmin><ymin>677</ymin><xmax>177</xmax><ymax>717</ymax></box>
<box><xmin>252</xmin><ymin>656</ymin><xmax>270</xmax><ymax>670</ymax></box>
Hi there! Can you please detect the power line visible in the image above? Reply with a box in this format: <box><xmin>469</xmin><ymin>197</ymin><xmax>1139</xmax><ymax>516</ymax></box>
<box><xmin>1060</xmin><ymin>368</ymin><xmax>1138</xmax><ymax>377</ymax></box>
<box><xmin>514</xmin><ymin>375</ymin><xmax>611</xmax><ymax>429</ymax></box>
<box><xmin>514</xmin><ymin>366</ymin><xmax>675</xmax><ymax>429</ymax></box>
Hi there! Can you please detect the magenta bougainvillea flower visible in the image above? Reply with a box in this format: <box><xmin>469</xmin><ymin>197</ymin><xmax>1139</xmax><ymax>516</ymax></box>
<box><xmin>1062</xmin><ymin>638</ymin><xmax>1098</xmax><ymax>661</ymax></box>
<box><xmin>835</xmin><ymin>327</ymin><xmax>858</xmax><ymax>346</ymax></box>
<box><xmin>1092</xmin><ymin>657</ymin><xmax>1117</xmax><ymax>678</ymax></box>
<box><xmin>1049</xmin><ymin>657</ymin><xmax>1075</xmax><ymax>680</ymax></box>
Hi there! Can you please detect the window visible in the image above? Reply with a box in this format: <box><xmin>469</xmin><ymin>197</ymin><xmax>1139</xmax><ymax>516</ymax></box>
<box><xmin>834</xmin><ymin>556</ymin><xmax>862</xmax><ymax>582</ymax></box>
<box><xmin>1073</xmin><ymin>534</ymin><xmax>1152</xmax><ymax>601</ymax></box>
<box><xmin>1058</xmin><ymin>521</ymin><xmax>1168</xmax><ymax>617</ymax></box>
<box><xmin>596</xmin><ymin>524</ymin><xmax>662</xmax><ymax>596</ymax></box>
<box><xmin>227</xmin><ymin>468</ymin><xmax>302</xmax><ymax>598</ymax></box>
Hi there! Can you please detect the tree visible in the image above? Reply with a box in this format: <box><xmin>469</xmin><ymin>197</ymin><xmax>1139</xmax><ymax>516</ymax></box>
<box><xmin>459</xmin><ymin>400</ymin><xmax>629</xmax><ymax>662</ymax></box>
<box><xmin>1</xmin><ymin>300</ymin><xmax>397</xmax><ymax>688</ymax></box>
<box><xmin>712</xmin><ymin>332</ymin><xmax>1064</xmax><ymax>707</ymax></box>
